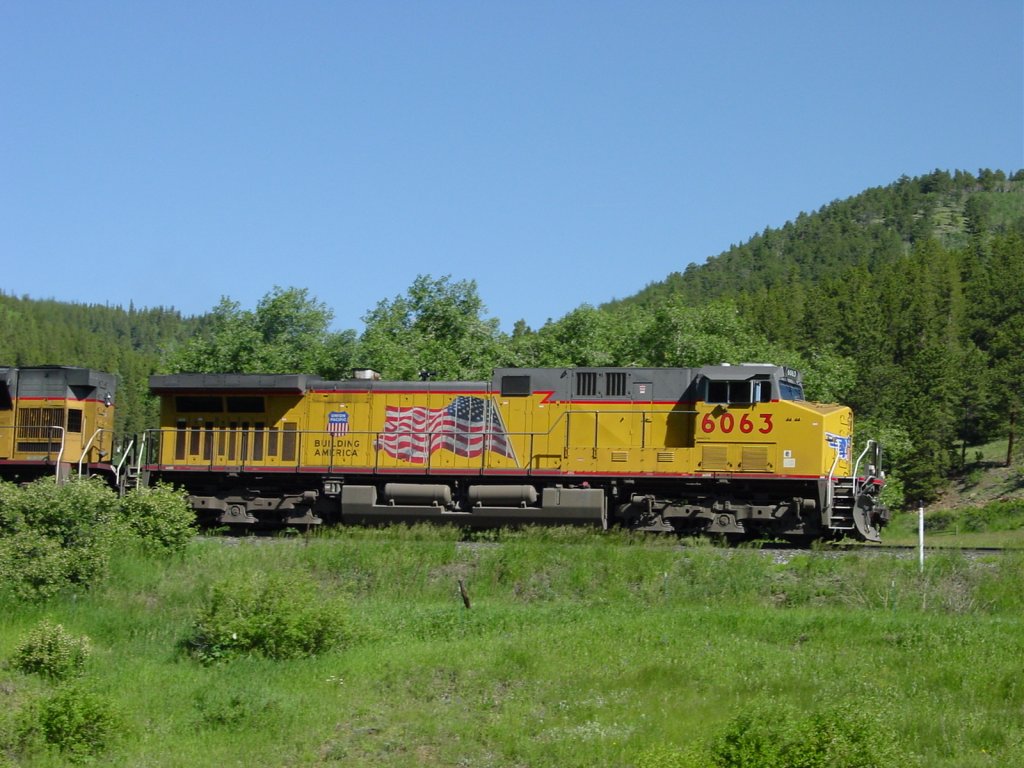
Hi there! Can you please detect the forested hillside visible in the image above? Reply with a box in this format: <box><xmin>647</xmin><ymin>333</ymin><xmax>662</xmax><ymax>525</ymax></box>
<box><xmin>2</xmin><ymin>168</ymin><xmax>1022</xmax><ymax>506</ymax></box>
<box><xmin>616</xmin><ymin>169</ymin><xmax>1022</xmax><ymax>308</ymax></box>
<box><xmin>0</xmin><ymin>296</ymin><xmax>197</xmax><ymax>437</ymax></box>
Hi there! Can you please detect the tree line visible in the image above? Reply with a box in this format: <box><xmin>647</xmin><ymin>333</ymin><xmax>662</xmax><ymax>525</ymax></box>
<box><xmin>2</xmin><ymin>168</ymin><xmax>1021</xmax><ymax>506</ymax></box>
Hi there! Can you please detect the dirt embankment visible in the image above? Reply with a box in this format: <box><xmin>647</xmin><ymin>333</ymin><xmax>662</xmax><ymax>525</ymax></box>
<box><xmin>929</xmin><ymin>461</ymin><xmax>1024</xmax><ymax>511</ymax></box>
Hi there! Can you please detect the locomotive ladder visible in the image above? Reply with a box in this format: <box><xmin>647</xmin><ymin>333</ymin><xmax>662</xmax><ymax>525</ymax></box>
<box><xmin>828</xmin><ymin>479</ymin><xmax>857</xmax><ymax>531</ymax></box>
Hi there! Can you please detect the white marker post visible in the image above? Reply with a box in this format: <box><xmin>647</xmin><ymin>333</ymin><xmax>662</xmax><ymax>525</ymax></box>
<box><xmin>918</xmin><ymin>501</ymin><xmax>925</xmax><ymax>572</ymax></box>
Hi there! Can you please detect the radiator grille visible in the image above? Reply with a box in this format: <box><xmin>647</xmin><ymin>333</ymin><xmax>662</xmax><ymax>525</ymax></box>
<box><xmin>576</xmin><ymin>372</ymin><xmax>597</xmax><ymax>396</ymax></box>
<box><xmin>741</xmin><ymin>446</ymin><xmax>770</xmax><ymax>471</ymax></box>
<box><xmin>17</xmin><ymin>407</ymin><xmax>64</xmax><ymax>438</ymax></box>
<box><xmin>607</xmin><ymin>372</ymin><xmax>627</xmax><ymax>397</ymax></box>
<box><xmin>701</xmin><ymin>445</ymin><xmax>728</xmax><ymax>470</ymax></box>
<box><xmin>16</xmin><ymin>407</ymin><xmax>64</xmax><ymax>452</ymax></box>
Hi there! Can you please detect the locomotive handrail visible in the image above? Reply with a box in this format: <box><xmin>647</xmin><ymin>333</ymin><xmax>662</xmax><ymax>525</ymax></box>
<box><xmin>561</xmin><ymin>407</ymin><xmax>698</xmax><ymax>453</ymax></box>
<box><xmin>825</xmin><ymin>450</ymin><xmax>840</xmax><ymax>517</ymax></box>
<box><xmin>77</xmin><ymin>428</ymin><xmax>113</xmax><ymax>477</ymax></box>
<box><xmin>51</xmin><ymin>426</ymin><xmax>66</xmax><ymax>483</ymax></box>
<box><xmin>141</xmin><ymin>406</ymin><xmax>705</xmax><ymax>475</ymax></box>
<box><xmin>135</xmin><ymin>431</ymin><xmax>150</xmax><ymax>487</ymax></box>
<box><xmin>114</xmin><ymin>438</ymin><xmax>135</xmax><ymax>487</ymax></box>
<box><xmin>851</xmin><ymin>439</ymin><xmax>878</xmax><ymax>497</ymax></box>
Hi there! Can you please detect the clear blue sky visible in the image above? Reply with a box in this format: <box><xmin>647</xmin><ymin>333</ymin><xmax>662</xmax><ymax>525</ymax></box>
<box><xmin>2</xmin><ymin>1</ymin><xmax>1022</xmax><ymax>333</ymax></box>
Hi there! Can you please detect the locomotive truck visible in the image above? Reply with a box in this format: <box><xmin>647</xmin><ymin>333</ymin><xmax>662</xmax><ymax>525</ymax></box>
<box><xmin>138</xmin><ymin>363</ymin><xmax>889</xmax><ymax>543</ymax></box>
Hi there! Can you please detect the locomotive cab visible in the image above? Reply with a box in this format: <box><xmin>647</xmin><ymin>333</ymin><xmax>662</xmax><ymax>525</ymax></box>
<box><xmin>694</xmin><ymin>364</ymin><xmax>851</xmax><ymax>476</ymax></box>
<box><xmin>0</xmin><ymin>366</ymin><xmax>118</xmax><ymax>484</ymax></box>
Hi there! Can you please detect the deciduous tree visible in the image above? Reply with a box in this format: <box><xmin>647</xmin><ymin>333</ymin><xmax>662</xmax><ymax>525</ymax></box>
<box><xmin>357</xmin><ymin>275</ymin><xmax>505</xmax><ymax>380</ymax></box>
<box><xmin>164</xmin><ymin>287</ymin><xmax>356</xmax><ymax>377</ymax></box>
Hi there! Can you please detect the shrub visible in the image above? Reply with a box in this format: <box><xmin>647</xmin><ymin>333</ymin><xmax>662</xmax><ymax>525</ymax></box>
<box><xmin>10</xmin><ymin>620</ymin><xmax>91</xmax><ymax>681</ymax></box>
<box><xmin>182</xmin><ymin>570</ymin><xmax>347</xmax><ymax>663</ymax></box>
<box><xmin>633</xmin><ymin>699</ymin><xmax>913</xmax><ymax>768</ymax></box>
<box><xmin>0</xmin><ymin>477</ymin><xmax>120</xmax><ymax>544</ymax></box>
<box><xmin>18</xmin><ymin>684</ymin><xmax>120</xmax><ymax>762</ymax></box>
<box><xmin>924</xmin><ymin>509</ymin><xmax>956</xmax><ymax>532</ymax></box>
<box><xmin>975</xmin><ymin>499</ymin><xmax>1024</xmax><ymax>530</ymax></box>
<box><xmin>918</xmin><ymin>499</ymin><xmax>1024</xmax><ymax>536</ymax></box>
<box><xmin>0</xmin><ymin>478</ymin><xmax>122</xmax><ymax>600</ymax></box>
<box><xmin>118</xmin><ymin>483</ymin><xmax>196</xmax><ymax>554</ymax></box>
<box><xmin>708</xmin><ymin>699</ymin><xmax>911</xmax><ymax>768</ymax></box>
<box><xmin>0</xmin><ymin>531</ymin><xmax>71</xmax><ymax>602</ymax></box>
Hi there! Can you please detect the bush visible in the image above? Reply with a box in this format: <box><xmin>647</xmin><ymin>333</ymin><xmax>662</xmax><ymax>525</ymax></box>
<box><xmin>18</xmin><ymin>684</ymin><xmax>120</xmax><ymax>762</ymax></box>
<box><xmin>118</xmin><ymin>483</ymin><xmax>195</xmax><ymax>554</ymax></box>
<box><xmin>634</xmin><ymin>698</ymin><xmax>914</xmax><ymax>768</ymax></box>
<box><xmin>0</xmin><ymin>478</ymin><xmax>122</xmax><ymax>601</ymax></box>
<box><xmin>918</xmin><ymin>499</ymin><xmax>1024</xmax><ymax>536</ymax></box>
<box><xmin>10</xmin><ymin>620</ymin><xmax>91</xmax><ymax>681</ymax></box>
<box><xmin>708</xmin><ymin>699</ymin><xmax>911</xmax><ymax>768</ymax></box>
<box><xmin>0</xmin><ymin>531</ymin><xmax>72</xmax><ymax>602</ymax></box>
<box><xmin>182</xmin><ymin>570</ymin><xmax>347</xmax><ymax>663</ymax></box>
<box><xmin>924</xmin><ymin>509</ymin><xmax>956</xmax><ymax>532</ymax></box>
<box><xmin>0</xmin><ymin>477</ymin><xmax>120</xmax><ymax>544</ymax></box>
<box><xmin>969</xmin><ymin>499</ymin><xmax>1024</xmax><ymax>530</ymax></box>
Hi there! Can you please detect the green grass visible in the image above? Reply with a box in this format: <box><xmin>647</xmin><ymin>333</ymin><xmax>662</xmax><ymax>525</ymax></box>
<box><xmin>884</xmin><ymin>496</ymin><xmax>1024</xmax><ymax>549</ymax></box>
<box><xmin>882</xmin><ymin>524</ymin><xmax>1024</xmax><ymax>549</ymax></box>
<box><xmin>2</xmin><ymin>527</ymin><xmax>1024</xmax><ymax>766</ymax></box>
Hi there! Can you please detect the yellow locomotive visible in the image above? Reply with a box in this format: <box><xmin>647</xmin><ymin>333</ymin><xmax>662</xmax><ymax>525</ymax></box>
<box><xmin>144</xmin><ymin>364</ymin><xmax>888</xmax><ymax>542</ymax></box>
<box><xmin>0</xmin><ymin>366</ymin><xmax>118</xmax><ymax>484</ymax></box>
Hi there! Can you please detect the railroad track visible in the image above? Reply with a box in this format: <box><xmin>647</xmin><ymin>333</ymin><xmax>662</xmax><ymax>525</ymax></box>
<box><xmin>200</xmin><ymin>530</ymin><xmax>1018</xmax><ymax>561</ymax></box>
<box><xmin>753</xmin><ymin>542</ymin><xmax>1016</xmax><ymax>563</ymax></box>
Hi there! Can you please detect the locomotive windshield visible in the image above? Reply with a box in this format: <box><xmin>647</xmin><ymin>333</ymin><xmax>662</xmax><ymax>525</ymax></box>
<box><xmin>779</xmin><ymin>380</ymin><xmax>804</xmax><ymax>400</ymax></box>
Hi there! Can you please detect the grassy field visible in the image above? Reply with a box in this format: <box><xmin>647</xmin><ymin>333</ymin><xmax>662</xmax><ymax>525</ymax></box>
<box><xmin>2</xmin><ymin>526</ymin><xmax>1023</xmax><ymax>767</ymax></box>
<box><xmin>882</xmin><ymin>522</ymin><xmax>1024</xmax><ymax>549</ymax></box>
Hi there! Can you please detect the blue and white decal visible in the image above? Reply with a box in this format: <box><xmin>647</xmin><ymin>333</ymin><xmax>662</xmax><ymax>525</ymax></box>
<box><xmin>328</xmin><ymin>411</ymin><xmax>350</xmax><ymax>435</ymax></box>
<box><xmin>825</xmin><ymin>432</ymin><xmax>851</xmax><ymax>460</ymax></box>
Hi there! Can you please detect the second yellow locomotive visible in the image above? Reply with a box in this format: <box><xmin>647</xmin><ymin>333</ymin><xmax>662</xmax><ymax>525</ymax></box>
<box><xmin>0</xmin><ymin>366</ymin><xmax>117</xmax><ymax>484</ymax></box>
<box><xmin>143</xmin><ymin>364</ymin><xmax>888</xmax><ymax>542</ymax></box>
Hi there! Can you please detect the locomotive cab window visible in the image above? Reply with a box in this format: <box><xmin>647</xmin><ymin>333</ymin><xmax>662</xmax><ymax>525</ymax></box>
<box><xmin>176</xmin><ymin>396</ymin><xmax>223</xmax><ymax>412</ymax></box>
<box><xmin>706</xmin><ymin>379</ymin><xmax>772</xmax><ymax>405</ymax></box>
<box><xmin>66</xmin><ymin>409</ymin><xmax>83</xmax><ymax>433</ymax></box>
<box><xmin>227</xmin><ymin>396</ymin><xmax>265</xmax><ymax>413</ymax></box>
<box><xmin>779</xmin><ymin>381</ymin><xmax>804</xmax><ymax>401</ymax></box>
<box><xmin>752</xmin><ymin>380</ymin><xmax>772</xmax><ymax>403</ymax></box>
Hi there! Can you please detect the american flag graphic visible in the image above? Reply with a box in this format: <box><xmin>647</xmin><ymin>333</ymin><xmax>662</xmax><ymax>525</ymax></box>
<box><xmin>376</xmin><ymin>396</ymin><xmax>516</xmax><ymax>464</ymax></box>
